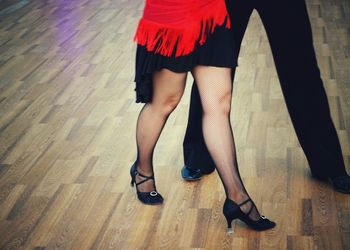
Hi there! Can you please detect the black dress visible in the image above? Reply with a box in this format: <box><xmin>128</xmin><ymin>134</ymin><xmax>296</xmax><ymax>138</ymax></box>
<box><xmin>133</xmin><ymin>18</ymin><xmax>238</xmax><ymax>103</ymax></box>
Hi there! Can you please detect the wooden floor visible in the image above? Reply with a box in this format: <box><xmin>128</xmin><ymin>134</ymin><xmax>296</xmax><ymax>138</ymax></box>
<box><xmin>0</xmin><ymin>0</ymin><xmax>350</xmax><ymax>249</ymax></box>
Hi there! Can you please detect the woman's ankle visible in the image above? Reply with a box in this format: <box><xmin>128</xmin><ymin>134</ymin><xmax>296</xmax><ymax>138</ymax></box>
<box><xmin>227</xmin><ymin>191</ymin><xmax>250</xmax><ymax>204</ymax></box>
<box><xmin>136</xmin><ymin>163</ymin><xmax>154</xmax><ymax>176</ymax></box>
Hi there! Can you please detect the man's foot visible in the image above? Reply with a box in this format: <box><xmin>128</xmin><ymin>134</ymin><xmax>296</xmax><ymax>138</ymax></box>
<box><xmin>329</xmin><ymin>175</ymin><xmax>350</xmax><ymax>194</ymax></box>
<box><xmin>312</xmin><ymin>173</ymin><xmax>350</xmax><ymax>194</ymax></box>
<box><xmin>181</xmin><ymin>165</ymin><xmax>202</xmax><ymax>181</ymax></box>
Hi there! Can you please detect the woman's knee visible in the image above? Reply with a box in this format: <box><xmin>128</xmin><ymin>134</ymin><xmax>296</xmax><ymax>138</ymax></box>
<box><xmin>192</xmin><ymin>66</ymin><xmax>233</xmax><ymax>116</ymax></box>
<box><xmin>151</xmin><ymin>92</ymin><xmax>183</xmax><ymax>116</ymax></box>
<box><xmin>202</xmin><ymin>90</ymin><xmax>232</xmax><ymax>115</ymax></box>
<box><xmin>163</xmin><ymin>94</ymin><xmax>182</xmax><ymax>113</ymax></box>
<box><xmin>151</xmin><ymin>69</ymin><xmax>186</xmax><ymax>115</ymax></box>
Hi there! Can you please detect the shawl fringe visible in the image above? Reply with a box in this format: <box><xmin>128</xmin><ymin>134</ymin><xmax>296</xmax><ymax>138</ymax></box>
<box><xmin>133</xmin><ymin>1</ymin><xmax>231</xmax><ymax>57</ymax></box>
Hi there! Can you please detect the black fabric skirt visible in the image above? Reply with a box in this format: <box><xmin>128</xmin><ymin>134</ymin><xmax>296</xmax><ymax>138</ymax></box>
<box><xmin>133</xmin><ymin>21</ymin><xmax>238</xmax><ymax>103</ymax></box>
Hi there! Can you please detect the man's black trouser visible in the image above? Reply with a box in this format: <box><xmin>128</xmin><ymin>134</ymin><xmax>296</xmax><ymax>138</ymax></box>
<box><xmin>182</xmin><ymin>0</ymin><xmax>347</xmax><ymax>178</ymax></box>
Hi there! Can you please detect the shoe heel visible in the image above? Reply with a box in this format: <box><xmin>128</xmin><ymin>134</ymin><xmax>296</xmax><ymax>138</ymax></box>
<box><xmin>225</xmin><ymin>217</ymin><xmax>234</xmax><ymax>234</ymax></box>
<box><xmin>130</xmin><ymin>163</ymin><xmax>136</xmax><ymax>187</ymax></box>
<box><xmin>130</xmin><ymin>171</ymin><xmax>134</xmax><ymax>187</ymax></box>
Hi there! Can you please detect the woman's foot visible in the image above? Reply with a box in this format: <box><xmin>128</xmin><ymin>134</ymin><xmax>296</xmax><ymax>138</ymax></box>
<box><xmin>230</xmin><ymin>193</ymin><xmax>262</xmax><ymax>221</ymax></box>
<box><xmin>130</xmin><ymin>161</ymin><xmax>164</xmax><ymax>205</ymax></box>
<box><xmin>223</xmin><ymin>196</ymin><xmax>276</xmax><ymax>233</ymax></box>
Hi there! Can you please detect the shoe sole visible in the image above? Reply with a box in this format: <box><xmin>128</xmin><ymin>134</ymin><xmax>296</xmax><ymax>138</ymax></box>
<box><xmin>182</xmin><ymin>177</ymin><xmax>201</xmax><ymax>181</ymax></box>
<box><xmin>181</xmin><ymin>174</ymin><xmax>201</xmax><ymax>181</ymax></box>
<box><xmin>139</xmin><ymin>200</ymin><xmax>163</xmax><ymax>205</ymax></box>
<box><xmin>313</xmin><ymin>175</ymin><xmax>350</xmax><ymax>194</ymax></box>
<box><xmin>333</xmin><ymin>188</ymin><xmax>350</xmax><ymax>194</ymax></box>
<box><xmin>181</xmin><ymin>171</ymin><xmax>214</xmax><ymax>180</ymax></box>
<box><xmin>331</xmin><ymin>183</ymin><xmax>350</xmax><ymax>194</ymax></box>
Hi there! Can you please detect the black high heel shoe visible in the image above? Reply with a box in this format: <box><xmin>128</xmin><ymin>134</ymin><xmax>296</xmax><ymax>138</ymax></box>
<box><xmin>130</xmin><ymin>161</ymin><xmax>164</xmax><ymax>205</ymax></box>
<box><xmin>222</xmin><ymin>197</ymin><xmax>276</xmax><ymax>234</ymax></box>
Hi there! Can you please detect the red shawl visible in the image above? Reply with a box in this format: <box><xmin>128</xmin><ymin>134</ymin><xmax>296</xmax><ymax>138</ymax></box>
<box><xmin>133</xmin><ymin>0</ymin><xmax>231</xmax><ymax>57</ymax></box>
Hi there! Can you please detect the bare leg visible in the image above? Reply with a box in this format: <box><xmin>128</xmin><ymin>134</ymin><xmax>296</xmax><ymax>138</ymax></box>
<box><xmin>135</xmin><ymin>69</ymin><xmax>187</xmax><ymax>192</ymax></box>
<box><xmin>192</xmin><ymin>65</ymin><xmax>261</xmax><ymax>221</ymax></box>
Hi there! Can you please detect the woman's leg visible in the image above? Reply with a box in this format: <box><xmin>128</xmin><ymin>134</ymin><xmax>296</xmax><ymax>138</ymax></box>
<box><xmin>135</xmin><ymin>69</ymin><xmax>187</xmax><ymax>192</ymax></box>
<box><xmin>192</xmin><ymin>65</ymin><xmax>261</xmax><ymax>220</ymax></box>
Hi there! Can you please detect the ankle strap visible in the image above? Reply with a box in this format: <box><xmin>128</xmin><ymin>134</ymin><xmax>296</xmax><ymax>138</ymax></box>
<box><xmin>238</xmin><ymin>197</ymin><xmax>252</xmax><ymax>207</ymax></box>
<box><xmin>136</xmin><ymin>171</ymin><xmax>154</xmax><ymax>179</ymax></box>
<box><xmin>238</xmin><ymin>197</ymin><xmax>255</xmax><ymax>216</ymax></box>
<box><xmin>135</xmin><ymin>171</ymin><xmax>154</xmax><ymax>186</ymax></box>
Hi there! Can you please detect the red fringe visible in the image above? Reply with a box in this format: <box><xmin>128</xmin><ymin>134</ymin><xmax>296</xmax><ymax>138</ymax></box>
<box><xmin>133</xmin><ymin>1</ymin><xmax>231</xmax><ymax>57</ymax></box>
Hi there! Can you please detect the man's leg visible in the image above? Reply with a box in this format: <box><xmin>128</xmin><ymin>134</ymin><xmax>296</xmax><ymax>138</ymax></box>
<box><xmin>182</xmin><ymin>0</ymin><xmax>254</xmax><ymax>176</ymax></box>
<box><xmin>257</xmin><ymin>0</ymin><xmax>348</xmax><ymax>178</ymax></box>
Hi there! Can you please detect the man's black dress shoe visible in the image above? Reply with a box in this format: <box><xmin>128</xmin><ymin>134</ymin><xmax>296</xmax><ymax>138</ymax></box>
<box><xmin>329</xmin><ymin>175</ymin><xmax>350</xmax><ymax>194</ymax></box>
<box><xmin>312</xmin><ymin>173</ymin><xmax>350</xmax><ymax>194</ymax></box>
<box><xmin>181</xmin><ymin>165</ymin><xmax>202</xmax><ymax>181</ymax></box>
